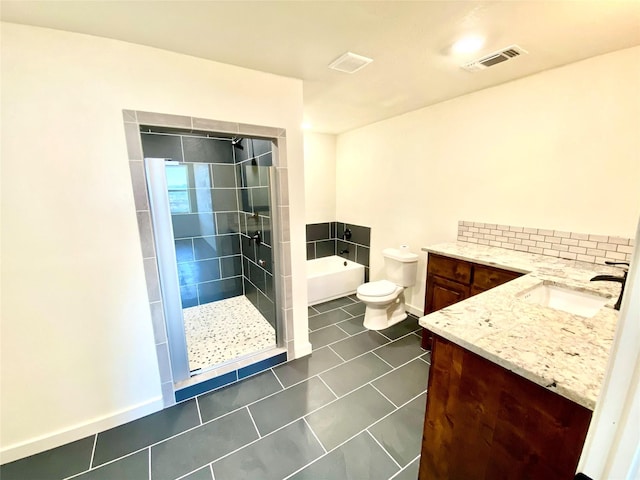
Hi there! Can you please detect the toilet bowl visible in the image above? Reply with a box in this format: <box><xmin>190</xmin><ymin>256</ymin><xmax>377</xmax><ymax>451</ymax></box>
<box><xmin>356</xmin><ymin>248</ymin><xmax>418</xmax><ymax>330</ymax></box>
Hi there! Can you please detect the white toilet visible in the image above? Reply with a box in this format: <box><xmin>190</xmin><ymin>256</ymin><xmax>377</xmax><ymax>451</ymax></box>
<box><xmin>356</xmin><ymin>247</ymin><xmax>418</xmax><ymax>330</ymax></box>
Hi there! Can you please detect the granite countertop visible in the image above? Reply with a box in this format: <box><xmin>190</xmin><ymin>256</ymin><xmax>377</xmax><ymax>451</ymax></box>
<box><xmin>418</xmin><ymin>242</ymin><xmax>623</xmax><ymax>410</ymax></box>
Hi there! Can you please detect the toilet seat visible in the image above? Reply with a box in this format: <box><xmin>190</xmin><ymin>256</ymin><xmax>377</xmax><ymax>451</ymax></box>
<box><xmin>357</xmin><ymin>280</ymin><xmax>397</xmax><ymax>297</ymax></box>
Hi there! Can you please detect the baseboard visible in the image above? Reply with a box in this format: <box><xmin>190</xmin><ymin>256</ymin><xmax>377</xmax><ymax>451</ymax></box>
<box><xmin>406</xmin><ymin>303</ymin><xmax>423</xmax><ymax>318</ymax></box>
<box><xmin>0</xmin><ymin>395</ymin><xmax>163</xmax><ymax>465</ymax></box>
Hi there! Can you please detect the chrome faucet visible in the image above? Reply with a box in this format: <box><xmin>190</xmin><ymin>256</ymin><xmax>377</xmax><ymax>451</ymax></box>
<box><xmin>590</xmin><ymin>261</ymin><xmax>629</xmax><ymax>311</ymax></box>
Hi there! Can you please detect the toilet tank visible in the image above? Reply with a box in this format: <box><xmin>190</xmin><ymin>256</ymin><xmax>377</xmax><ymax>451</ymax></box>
<box><xmin>383</xmin><ymin>248</ymin><xmax>419</xmax><ymax>287</ymax></box>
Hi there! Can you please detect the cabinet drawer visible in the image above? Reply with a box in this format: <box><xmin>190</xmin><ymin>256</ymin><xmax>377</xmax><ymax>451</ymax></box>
<box><xmin>473</xmin><ymin>264</ymin><xmax>521</xmax><ymax>291</ymax></box>
<box><xmin>427</xmin><ymin>254</ymin><xmax>472</xmax><ymax>284</ymax></box>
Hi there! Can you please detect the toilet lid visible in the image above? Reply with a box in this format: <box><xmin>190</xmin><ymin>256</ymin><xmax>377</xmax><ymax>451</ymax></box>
<box><xmin>358</xmin><ymin>280</ymin><xmax>397</xmax><ymax>297</ymax></box>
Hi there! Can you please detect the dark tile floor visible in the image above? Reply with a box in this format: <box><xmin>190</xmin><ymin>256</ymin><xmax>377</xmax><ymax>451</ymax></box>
<box><xmin>1</xmin><ymin>295</ymin><xmax>429</xmax><ymax>480</ymax></box>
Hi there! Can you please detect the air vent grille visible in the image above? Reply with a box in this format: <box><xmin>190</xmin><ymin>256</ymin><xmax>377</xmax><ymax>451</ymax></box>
<box><xmin>461</xmin><ymin>45</ymin><xmax>528</xmax><ymax>72</ymax></box>
<box><xmin>328</xmin><ymin>52</ymin><xmax>373</xmax><ymax>74</ymax></box>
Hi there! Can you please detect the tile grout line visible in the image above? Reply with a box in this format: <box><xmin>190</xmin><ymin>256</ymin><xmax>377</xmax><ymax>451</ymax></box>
<box><xmin>245</xmin><ymin>406</ymin><xmax>262</xmax><ymax>438</ymax></box>
<box><xmin>271</xmin><ymin>367</ymin><xmax>286</xmax><ymax>389</ymax></box>
<box><xmin>89</xmin><ymin>433</ymin><xmax>97</xmax><ymax>469</ymax></box>
<box><xmin>195</xmin><ymin>397</ymin><xmax>203</xmax><ymax>425</ymax></box>
<box><xmin>326</xmin><ymin>345</ymin><xmax>346</xmax><ymax>363</ymax></box>
<box><xmin>371</xmin><ymin>350</ymin><xmax>395</xmax><ymax>369</ymax></box>
<box><xmin>369</xmin><ymin>383</ymin><xmax>398</xmax><ymax>409</ymax></box>
<box><xmin>210</xmin><ymin>463</ymin><xmax>216</xmax><ymax>479</ymax></box>
<box><xmin>316</xmin><ymin>375</ymin><xmax>340</xmax><ymax>399</ymax></box>
<box><xmin>147</xmin><ymin>447</ymin><xmax>151</xmax><ymax>480</ymax></box>
<box><xmin>303</xmin><ymin>417</ymin><xmax>327</xmax><ymax>454</ymax></box>
<box><xmin>365</xmin><ymin>429</ymin><xmax>403</xmax><ymax>470</ymax></box>
<box><xmin>63</xmin><ymin>447</ymin><xmax>145</xmax><ymax>480</ymax></box>
<box><xmin>389</xmin><ymin>454</ymin><xmax>421</xmax><ymax>479</ymax></box>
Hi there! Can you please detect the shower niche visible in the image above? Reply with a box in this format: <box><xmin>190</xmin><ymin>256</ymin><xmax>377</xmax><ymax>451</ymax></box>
<box><xmin>124</xmin><ymin>111</ymin><xmax>291</xmax><ymax>405</ymax></box>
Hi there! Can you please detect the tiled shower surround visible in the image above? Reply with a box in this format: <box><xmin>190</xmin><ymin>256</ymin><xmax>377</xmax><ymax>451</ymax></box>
<box><xmin>458</xmin><ymin>220</ymin><xmax>634</xmax><ymax>264</ymax></box>
<box><xmin>123</xmin><ymin>110</ymin><xmax>293</xmax><ymax>406</ymax></box>
<box><xmin>140</xmin><ymin>131</ymin><xmax>244</xmax><ymax>307</ymax></box>
<box><xmin>306</xmin><ymin>222</ymin><xmax>371</xmax><ymax>281</ymax></box>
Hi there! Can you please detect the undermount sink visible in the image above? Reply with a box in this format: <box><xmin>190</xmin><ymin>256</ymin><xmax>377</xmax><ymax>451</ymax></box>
<box><xmin>517</xmin><ymin>283</ymin><xmax>608</xmax><ymax>318</ymax></box>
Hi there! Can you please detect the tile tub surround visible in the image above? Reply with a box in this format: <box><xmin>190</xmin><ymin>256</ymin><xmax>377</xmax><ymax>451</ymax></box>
<box><xmin>123</xmin><ymin>110</ymin><xmax>293</xmax><ymax>407</ymax></box>
<box><xmin>458</xmin><ymin>220</ymin><xmax>634</xmax><ymax>264</ymax></box>
<box><xmin>183</xmin><ymin>296</ymin><xmax>276</xmax><ymax>372</ymax></box>
<box><xmin>420</xmin><ymin>241</ymin><xmax>623</xmax><ymax>409</ymax></box>
<box><xmin>306</xmin><ymin>221</ymin><xmax>371</xmax><ymax>280</ymax></box>
<box><xmin>0</xmin><ymin>296</ymin><xmax>428</xmax><ymax>480</ymax></box>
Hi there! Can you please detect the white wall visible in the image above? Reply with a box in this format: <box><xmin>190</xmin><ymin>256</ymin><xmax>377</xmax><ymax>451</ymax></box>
<box><xmin>336</xmin><ymin>46</ymin><xmax>640</xmax><ymax>313</ymax></box>
<box><xmin>0</xmin><ymin>22</ymin><xmax>306</xmax><ymax>462</ymax></box>
<box><xmin>303</xmin><ymin>132</ymin><xmax>337</xmax><ymax>223</ymax></box>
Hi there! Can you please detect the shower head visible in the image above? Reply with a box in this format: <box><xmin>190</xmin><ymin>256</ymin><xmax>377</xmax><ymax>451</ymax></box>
<box><xmin>231</xmin><ymin>137</ymin><xmax>244</xmax><ymax>150</ymax></box>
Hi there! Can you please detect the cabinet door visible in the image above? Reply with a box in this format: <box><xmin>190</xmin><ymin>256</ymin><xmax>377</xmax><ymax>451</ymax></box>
<box><xmin>425</xmin><ymin>275</ymin><xmax>470</xmax><ymax>314</ymax></box>
<box><xmin>473</xmin><ymin>264</ymin><xmax>522</xmax><ymax>291</ymax></box>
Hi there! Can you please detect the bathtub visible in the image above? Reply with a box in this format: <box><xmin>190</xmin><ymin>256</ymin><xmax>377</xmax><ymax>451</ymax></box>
<box><xmin>307</xmin><ymin>256</ymin><xmax>365</xmax><ymax>306</ymax></box>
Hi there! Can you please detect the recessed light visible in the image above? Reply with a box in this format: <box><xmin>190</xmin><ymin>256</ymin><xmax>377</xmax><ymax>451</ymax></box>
<box><xmin>451</xmin><ymin>35</ymin><xmax>485</xmax><ymax>55</ymax></box>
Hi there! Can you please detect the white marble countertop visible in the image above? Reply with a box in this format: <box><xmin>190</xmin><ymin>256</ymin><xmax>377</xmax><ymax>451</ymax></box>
<box><xmin>418</xmin><ymin>242</ymin><xmax>623</xmax><ymax>410</ymax></box>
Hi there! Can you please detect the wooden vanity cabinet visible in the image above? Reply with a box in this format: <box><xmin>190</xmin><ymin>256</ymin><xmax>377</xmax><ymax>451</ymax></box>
<box><xmin>421</xmin><ymin>254</ymin><xmax>523</xmax><ymax>349</ymax></box>
<box><xmin>419</xmin><ymin>335</ymin><xmax>592</xmax><ymax>480</ymax></box>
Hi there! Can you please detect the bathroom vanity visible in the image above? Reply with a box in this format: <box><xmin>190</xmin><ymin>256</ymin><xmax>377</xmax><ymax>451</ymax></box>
<box><xmin>418</xmin><ymin>243</ymin><xmax>621</xmax><ymax>480</ymax></box>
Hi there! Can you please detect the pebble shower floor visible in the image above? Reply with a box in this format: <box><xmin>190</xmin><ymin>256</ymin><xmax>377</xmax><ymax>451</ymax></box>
<box><xmin>183</xmin><ymin>296</ymin><xmax>276</xmax><ymax>372</ymax></box>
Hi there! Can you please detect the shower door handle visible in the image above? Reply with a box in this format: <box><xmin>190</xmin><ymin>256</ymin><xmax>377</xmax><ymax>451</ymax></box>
<box><xmin>252</xmin><ymin>231</ymin><xmax>262</xmax><ymax>246</ymax></box>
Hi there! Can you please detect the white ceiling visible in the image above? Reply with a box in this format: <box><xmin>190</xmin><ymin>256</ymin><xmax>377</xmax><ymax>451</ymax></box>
<box><xmin>2</xmin><ymin>1</ymin><xmax>640</xmax><ymax>134</ymax></box>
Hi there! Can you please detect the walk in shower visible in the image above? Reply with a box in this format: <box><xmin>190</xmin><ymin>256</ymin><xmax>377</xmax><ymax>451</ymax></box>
<box><xmin>142</xmin><ymin>127</ymin><xmax>280</xmax><ymax>382</ymax></box>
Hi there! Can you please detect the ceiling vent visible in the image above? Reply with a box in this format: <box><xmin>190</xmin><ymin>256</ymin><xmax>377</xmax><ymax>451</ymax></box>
<box><xmin>461</xmin><ymin>45</ymin><xmax>528</xmax><ymax>72</ymax></box>
<box><xmin>328</xmin><ymin>52</ymin><xmax>373</xmax><ymax>74</ymax></box>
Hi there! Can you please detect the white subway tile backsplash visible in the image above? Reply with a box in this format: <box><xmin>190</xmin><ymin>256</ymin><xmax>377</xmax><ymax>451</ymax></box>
<box><xmin>570</xmin><ymin>232</ymin><xmax>589</xmax><ymax>240</ymax></box>
<box><xmin>597</xmin><ymin>242</ymin><xmax>617</xmax><ymax>252</ymax></box>
<box><xmin>560</xmin><ymin>237</ymin><xmax>579</xmax><ymax>246</ymax></box>
<box><xmin>578</xmin><ymin>240</ymin><xmax>597</xmax><ymax>249</ymax></box>
<box><xmin>589</xmin><ymin>234</ymin><xmax>609</xmax><ymax>242</ymax></box>
<box><xmin>605</xmin><ymin>251</ymin><xmax>627</xmax><ymax>261</ymax></box>
<box><xmin>617</xmin><ymin>244</ymin><xmax>633</xmax><ymax>254</ymax></box>
<box><xmin>457</xmin><ymin>220</ymin><xmax>633</xmax><ymax>265</ymax></box>
<box><xmin>608</xmin><ymin>236</ymin><xmax>629</xmax><ymax>245</ymax></box>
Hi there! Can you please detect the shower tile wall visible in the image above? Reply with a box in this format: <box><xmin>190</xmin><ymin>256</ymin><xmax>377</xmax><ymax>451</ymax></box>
<box><xmin>236</xmin><ymin>138</ymin><xmax>277</xmax><ymax>329</ymax></box>
<box><xmin>141</xmin><ymin>133</ymin><xmax>243</xmax><ymax>308</ymax></box>
<box><xmin>124</xmin><ymin>110</ymin><xmax>294</xmax><ymax>406</ymax></box>
<box><xmin>306</xmin><ymin>222</ymin><xmax>371</xmax><ymax>281</ymax></box>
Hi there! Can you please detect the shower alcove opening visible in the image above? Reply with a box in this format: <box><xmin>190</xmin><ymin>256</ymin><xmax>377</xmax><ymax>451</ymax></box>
<box><xmin>123</xmin><ymin>110</ymin><xmax>293</xmax><ymax>406</ymax></box>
